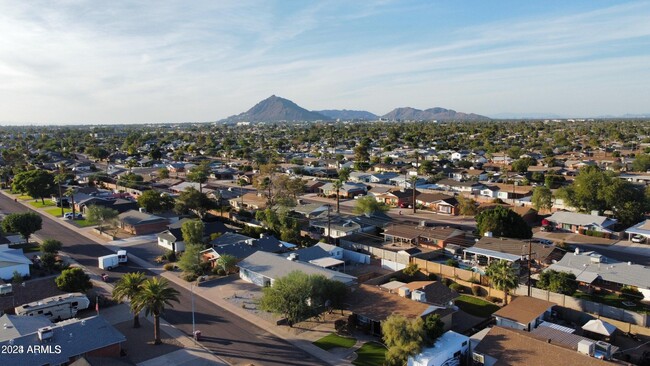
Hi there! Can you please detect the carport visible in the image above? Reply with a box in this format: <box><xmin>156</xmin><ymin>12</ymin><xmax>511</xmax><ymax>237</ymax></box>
<box><xmin>462</xmin><ymin>247</ymin><xmax>521</xmax><ymax>266</ymax></box>
<box><xmin>624</xmin><ymin>219</ymin><xmax>650</xmax><ymax>243</ymax></box>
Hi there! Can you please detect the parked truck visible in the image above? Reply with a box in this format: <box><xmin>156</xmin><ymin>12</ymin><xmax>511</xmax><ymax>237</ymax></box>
<box><xmin>117</xmin><ymin>250</ymin><xmax>128</xmax><ymax>263</ymax></box>
<box><xmin>98</xmin><ymin>254</ymin><xmax>119</xmax><ymax>270</ymax></box>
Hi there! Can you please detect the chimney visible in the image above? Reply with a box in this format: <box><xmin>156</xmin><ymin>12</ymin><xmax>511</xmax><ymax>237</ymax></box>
<box><xmin>38</xmin><ymin>327</ymin><xmax>53</xmax><ymax>342</ymax></box>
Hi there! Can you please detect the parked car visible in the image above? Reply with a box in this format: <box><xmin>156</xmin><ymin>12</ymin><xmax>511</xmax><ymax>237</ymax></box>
<box><xmin>631</xmin><ymin>235</ymin><xmax>645</xmax><ymax>243</ymax></box>
<box><xmin>64</xmin><ymin>212</ymin><xmax>83</xmax><ymax>220</ymax></box>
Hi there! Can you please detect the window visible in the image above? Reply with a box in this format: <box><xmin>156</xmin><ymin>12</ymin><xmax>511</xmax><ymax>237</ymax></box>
<box><xmin>462</xmin><ymin>341</ymin><xmax>467</xmax><ymax>346</ymax></box>
<box><xmin>72</xmin><ymin>302</ymin><xmax>78</xmax><ymax>307</ymax></box>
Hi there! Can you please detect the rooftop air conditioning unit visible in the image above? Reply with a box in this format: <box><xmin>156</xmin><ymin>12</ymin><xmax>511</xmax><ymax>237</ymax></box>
<box><xmin>577</xmin><ymin>340</ymin><xmax>594</xmax><ymax>356</ymax></box>
<box><xmin>398</xmin><ymin>287</ymin><xmax>411</xmax><ymax>298</ymax></box>
<box><xmin>38</xmin><ymin>327</ymin><xmax>53</xmax><ymax>342</ymax></box>
<box><xmin>412</xmin><ymin>290</ymin><xmax>426</xmax><ymax>302</ymax></box>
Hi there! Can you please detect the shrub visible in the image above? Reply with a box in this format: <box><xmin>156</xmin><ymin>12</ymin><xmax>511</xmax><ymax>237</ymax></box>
<box><xmin>441</xmin><ymin>277</ymin><xmax>451</xmax><ymax>286</ymax></box>
<box><xmin>449</xmin><ymin>283</ymin><xmax>463</xmax><ymax>292</ymax></box>
<box><xmin>471</xmin><ymin>285</ymin><xmax>481</xmax><ymax>296</ymax></box>
<box><xmin>164</xmin><ymin>250</ymin><xmax>177</xmax><ymax>262</ymax></box>
<box><xmin>621</xmin><ymin>285</ymin><xmax>642</xmax><ymax>300</ymax></box>
<box><xmin>427</xmin><ymin>273</ymin><xmax>438</xmax><ymax>281</ymax></box>
<box><xmin>181</xmin><ymin>271</ymin><xmax>198</xmax><ymax>282</ymax></box>
<box><xmin>486</xmin><ymin>296</ymin><xmax>502</xmax><ymax>304</ymax></box>
<box><xmin>163</xmin><ymin>263</ymin><xmax>175</xmax><ymax>271</ymax></box>
<box><xmin>213</xmin><ymin>268</ymin><xmax>226</xmax><ymax>276</ymax></box>
<box><xmin>445</xmin><ymin>258</ymin><xmax>459</xmax><ymax>268</ymax></box>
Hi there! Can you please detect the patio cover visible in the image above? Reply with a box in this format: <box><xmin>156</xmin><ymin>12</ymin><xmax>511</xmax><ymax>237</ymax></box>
<box><xmin>463</xmin><ymin>247</ymin><xmax>521</xmax><ymax>262</ymax></box>
<box><xmin>582</xmin><ymin>319</ymin><xmax>617</xmax><ymax>336</ymax></box>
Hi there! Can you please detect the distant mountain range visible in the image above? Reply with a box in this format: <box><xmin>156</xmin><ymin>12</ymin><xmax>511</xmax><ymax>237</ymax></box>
<box><xmin>381</xmin><ymin>107</ymin><xmax>490</xmax><ymax>121</ymax></box>
<box><xmin>315</xmin><ymin>109</ymin><xmax>378</xmax><ymax>120</ymax></box>
<box><xmin>220</xmin><ymin>95</ymin><xmax>489</xmax><ymax>123</ymax></box>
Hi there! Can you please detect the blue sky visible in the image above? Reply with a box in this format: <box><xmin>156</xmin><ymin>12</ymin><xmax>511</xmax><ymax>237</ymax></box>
<box><xmin>1</xmin><ymin>0</ymin><xmax>649</xmax><ymax>124</ymax></box>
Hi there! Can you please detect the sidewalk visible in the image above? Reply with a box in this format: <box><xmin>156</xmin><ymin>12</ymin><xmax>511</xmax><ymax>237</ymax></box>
<box><xmin>7</xmin><ymin>191</ymin><xmax>364</xmax><ymax>366</ymax></box>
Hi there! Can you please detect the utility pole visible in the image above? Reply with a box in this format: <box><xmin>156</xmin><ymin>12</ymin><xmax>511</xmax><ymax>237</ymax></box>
<box><xmin>527</xmin><ymin>240</ymin><xmax>536</xmax><ymax>297</ymax></box>
<box><xmin>327</xmin><ymin>204</ymin><xmax>332</xmax><ymax>245</ymax></box>
<box><xmin>413</xmin><ymin>152</ymin><xmax>419</xmax><ymax>215</ymax></box>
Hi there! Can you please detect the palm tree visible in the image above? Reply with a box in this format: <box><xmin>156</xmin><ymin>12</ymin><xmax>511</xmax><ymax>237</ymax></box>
<box><xmin>332</xmin><ymin>179</ymin><xmax>343</xmax><ymax>213</ymax></box>
<box><xmin>217</xmin><ymin>254</ymin><xmax>238</xmax><ymax>274</ymax></box>
<box><xmin>132</xmin><ymin>277</ymin><xmax>180</xmax><ymax>345</ymax></box>
<box><xmin>64</xmin><ymin>186</ymin><xmax>77</xmax><ymax>220</ymax></box>
<box><xmin>485</xmin><ymin>260</ymin><xmax>519</xmax><ymax>305</ymax></box>
<box><xmin>112</xmin><ymin>272</ymin><xmax>146</xmax><ymax>328</ymax></box>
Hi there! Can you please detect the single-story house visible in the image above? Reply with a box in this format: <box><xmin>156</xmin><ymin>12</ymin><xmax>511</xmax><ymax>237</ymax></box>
<box><xmin>157</xmin><ymin>219</ymin><xmax>232</xmax><ymax>252</ymax></box>
<box><xmin>492</xmin><ymin>296</ymin><xmax>555</xmax><ymax>331</ymax></box>
<box><xmin>436</xmin><ymin>179</ymin><xmax>483</xmax><ymax>194</ymax></box>
<box><xmin>546</xmin><ymin>250</ymin><xmax>650</xmax><ymax>299</ymax></box>
<box><xmin>416</xmin><ymin>192</ymin><xmax>459</xmax><ymax>215</ymax></box>
<box><xmin>202</xmin><ymin>233</ymin><xmax>290</xmax><ymax>266</ymax></box>
<box><xmin>345</xmin><ymin>284</ymin><xmax>455</xmax><ymax>336</ymax></box>
<box><xmin>237</xmin><ymin>251</ymin><xmax>357</xmax><ymax>287</ymax></box>
<box><xmin>0</xmin><ymin>315</ymin><xmax>126</xmax><ymax>366</ymax></box>
<box><xmin>118</xmin><ymin>210</ymin><xmax>170</xmax><ymax>235</ymax></box>
<box><xmin>374</xmin><ymin>188</ymin><xmax>419</xmax><ymax>207</ymax></box>
<box><xmin>382</xmin><ymin>224</ymin><xmax>467</xmax><ymax>250</ymax></box>
<box><xmin>545</xmin><ymin>211</ymin><xmax>617</xmax><ymax>234</ymax></box>
<box><xmin>319</xmin><ymin>182</ymin><xmax>367</xmax><ymax>198</ymax></box>
<box><xmin>229</xmin><ymin>192</ymin><xmax>268</xmax><ymax>210</ymax></box>
<box><xmin>0</xmin><ymin>246</ymin><xmax>31</xmax><ymax>280</ymax></box>
<box><xmin>467</xmin><ymin>236</ymin><xmax>564</xmax><ymax>267</ymax></box>
<box><xmin>472</xmin><ymin>326</ymin><xmax>612</xmax><ymax>366</ymax></box>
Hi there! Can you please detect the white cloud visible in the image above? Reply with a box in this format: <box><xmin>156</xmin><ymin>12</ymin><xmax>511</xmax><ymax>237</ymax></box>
<box><xmin>0</xmin><ymin>1</ymin><xmax>649</xmax><ymax>123</ymax></box>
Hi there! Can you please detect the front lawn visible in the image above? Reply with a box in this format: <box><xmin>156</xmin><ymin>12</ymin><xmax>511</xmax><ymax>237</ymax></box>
<box><xmin>352</xmin><ymin>342</ymin><xmax>386</xmax><ymax>366</ymax></box>
<box><xmin>455</xmin><ymin>295</ymin><xmax>500</xmax><ymax>318</ymax></box>
<box><xmin>44</xmin><ymin>207</ymin><xmax>72</xmax><ymax>217</ymax></box>
<box><xmin>28</xmin><ymin>200</ymin><xmax>56</xmax><ymax>208</ymax></box>
<box><xmin>67</xmin><ymin>219</ymin><xmax>94</xmax><ymax>228</ymax></box>
<box><xmin>313</xmin><ymin>333</ymin><xmax>356</xmax><ymax>350</ymax></box>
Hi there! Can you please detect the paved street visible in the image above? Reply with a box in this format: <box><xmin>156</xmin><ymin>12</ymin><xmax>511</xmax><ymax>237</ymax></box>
<box><xmin>0</xmin><ymin>194</ymin><xmax>327</xmax><ymax>366</ymax></box>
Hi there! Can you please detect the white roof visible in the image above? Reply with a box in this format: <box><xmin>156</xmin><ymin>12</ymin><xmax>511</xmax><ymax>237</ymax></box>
<box><xmin>381</xmin><ymin>281</ymin><xmax>407</xmax><ymax>291</ymax></box>
<box><xmin>582</xmin><ymin>319</ymin><xmax>616</xmax><ymax>336</ymax></box>
<box><xmin>309</xmin><ymin>257</ymin><xmax>344</xmax><ymax>268</ymax></box>
<box><xmin>463</xmin><ymin>247</ymin><xmax>521</xmax><ymax>262</ymax></box>
<box><xmin>546</xmin><ymin>211</ymin><xmax>616</xmax><ymax>228</ymax></box>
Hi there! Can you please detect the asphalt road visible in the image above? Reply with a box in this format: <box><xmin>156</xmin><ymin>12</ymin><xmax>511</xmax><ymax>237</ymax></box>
<box><xmin>0</xmin><ymin>195</ymin><xmax>326</xmax><ymax>366</ymax></box>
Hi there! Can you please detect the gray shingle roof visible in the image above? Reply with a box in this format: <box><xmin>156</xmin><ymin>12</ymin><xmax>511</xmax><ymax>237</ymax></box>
<box><xmin>546</xmin><ymin>211</ymin><xmax>616</xmax><ymax>228</ymax></box>
<box><xmin>547</xmin><ymin>251</ymin><xmax>650</xmax><ymax>289</ymax></box>
<box><xmin>0</xmin><ymin>315</ymin><xmax>125</xmax><ymax>366</ymax></box>
<box><xmin>238</xmin><ymin>251</ymin><xmax>356</xmax><ymax>285</ymax></box>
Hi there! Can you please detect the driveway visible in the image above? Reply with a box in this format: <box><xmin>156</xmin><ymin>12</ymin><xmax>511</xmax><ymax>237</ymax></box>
<box><xmin>107</xmin><ymin>234</ymin><xmax>166</xmax><ymax>266</ymax></box>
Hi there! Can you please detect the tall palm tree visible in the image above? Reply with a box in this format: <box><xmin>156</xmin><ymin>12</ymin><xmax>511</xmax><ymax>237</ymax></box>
<box><xmin>64</xmin><ymin>186</ymin><xmax>77</xmax><ymax>220</ymax></box>
<box><xmin>332</xmin><ymin>179</ymin><xmax>343</xmax><ymax>213</ymax></box>
<box><xmin>485</xmin><ymin>260</ymin><xmax>519</xmax><ymax>305</ymax></box>
<box><xmin>112</xmin><ymin>272</ymin><xmax>146</xmax><ymax>328</ymax></box>
<box><xmin>132</xmin><ymin>277</ymin><xmax>180</xmax><ymax>345</ymax></box>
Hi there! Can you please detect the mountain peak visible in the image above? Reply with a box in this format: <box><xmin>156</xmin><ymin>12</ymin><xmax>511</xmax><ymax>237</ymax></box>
<box><xmin>221</xmin><ymin>96</ymin><xmax>329</xmax><ymax>123</ymax></box>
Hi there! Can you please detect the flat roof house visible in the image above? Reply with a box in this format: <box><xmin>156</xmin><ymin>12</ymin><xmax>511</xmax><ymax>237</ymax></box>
<box><xmin>237</xmin><ymin>251</ymin><xmax>357</xmax><ymax>287</ymax></box>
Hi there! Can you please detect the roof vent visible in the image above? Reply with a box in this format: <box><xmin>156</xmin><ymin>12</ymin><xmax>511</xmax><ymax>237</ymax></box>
<box><xmin>38</xmin><ymin>327</ymin><xmax>53</xmax><ymax>342</ymax></box>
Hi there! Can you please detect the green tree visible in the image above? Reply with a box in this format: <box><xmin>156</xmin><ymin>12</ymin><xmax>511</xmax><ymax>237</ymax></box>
<box><xmin>40</xmin><ymin>239</ymin><xmax>62</xmax><ymax>255</ymax></box>
<box><xmin>187</xmin><ymin>162</ymin><xmax>210</xmax><ymax>193</ymax></box>
<box><xmin>131</xmin><ymin>277</ymin><xmax>180</xmax><ymax>345</ymax></box>
<box><xmin>457</xmin><ymin>195</ymin><xmax>478</xmax><ymax>216</ymax></box>
<box><xmin>485</xmin><ymin>260</ymin><xmax>519</xmax><ymax>305</ymax></box>
<box><xmin>174</xmin><ymin>187</ymin><xmax>215</xmax><ymax>219</ymax></box>
<box><xmin>403</xmin><ymin>263</ymin><xmax>419</xmax><ymax>277</ymax></box>
<box><xmin>531</xmin><ymin>186</ymin><xmax>553</xmax><ymax>212</ymax></box>
<box><xmin>138</xmin><ymin>190</ymin><xmax>175</xmax><ymax>213</ymax></box>
<box><xmin>216</xmin><ymin>254</ymin><xmax>238</xmax><ymax>274</ymax></box>
<box><xmin>55</xmin><ymin>267</ymin><xmax>93</xmax><ymax>293</ymax></box>
<box><xmin>632</xmin><ymin>154</ymin><xmax>650</xmax><ymax>172</ymax></box>
<box><xmin>12</xmin><ymin>169</ymin><xmax>56</xmax><ymax>204</ymax></box>
<box><xmin>536</xmin><ymin>270</ymin><xmax>577</xmax><ymax>295</ymax></box>
<box><xmin>260</xmin><ymin>271</ymin><xmax>312</xmax><ymax>326</ymax></box>
<box><xmin>338</xmin><ymin>167</ymin><xmax>351</xmax><ymax>182</ymax></box>
<box><xmin>475</xmin><ymin>206</ymin><xmax>532</xmax><ymax>239</ymax></box>
<box><xmin>85</xmin><ymin>205</ymin><xmax>119</xmax><ymax>234</ymax></box>
<box><xmin>511</xmin><ymin>157</ymin><xmax>536</xmax><ymax>173</ymax></box>
<box><xmin>181</xmin><ymin>220</ymin><xmax>205</xmax><ymax>245</ymax></box>
<box><xmin>112</xmin><ymin>272</ymin><xmax>146</xmax><ymax>328</ymax></box>
<box><xmin>157</xmin><ymin>168</ymin><xmax>170</xmax><ymax>179</ymax></box>
<box><xmin>353</xmin><ymin>196</ymin><xmax>389</xmax><ymax>215</ymax></box>
<box><xmin>1</xmin><ymin>212</ymin><xmax>42</xmax><ymax>244</ymax></box>
<box><xmin>12</xmin><ymin>270</ymin><xmax>23</xmax><ymax>284</ymax></box>
<box><xmin>177</xmin><ymin>243</ymin><xmax>203</xmax><ymax>276</ymax></box>
<box><xmin>423</xmin><ymin>314</ymin><xmax>444</xmax><ymax>347</ymax></box>
<box><xmin>382</xmin><ymin>314</ymin><xmax>424</xmax><ymax>366</ymax></box>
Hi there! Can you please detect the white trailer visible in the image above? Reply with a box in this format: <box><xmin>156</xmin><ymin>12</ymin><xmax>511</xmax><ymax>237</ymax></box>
<box><xmin>98</xmin><ymin>254</ymin><xmax>119</xmax><ymax>270</ymax></box>
<box><xmin>117</xmin><ymin>250</ymin><xmax>128</xmax><ymax>263</ymax></box>
<box><xmin>15</xmin><ymin>293</ymin><xmax>90</xmax><ymax>322</ymax></box>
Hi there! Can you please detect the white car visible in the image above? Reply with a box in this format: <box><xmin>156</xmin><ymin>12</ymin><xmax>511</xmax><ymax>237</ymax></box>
<box><xmin>631</xmin><ymin>235</ymin><xmax>645</xmax><ymax>243</ymax></box>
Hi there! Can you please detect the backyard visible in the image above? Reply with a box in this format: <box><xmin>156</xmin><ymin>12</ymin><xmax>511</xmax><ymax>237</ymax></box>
<box><xmin>573</xmin><ymin>291</ymin><xmax>650</xmax><ymax>314</ymax></box>
<box><xmin>454</xmin><ymin>295</ymin><xmax>501</xmax><ymax>318</ymax></box>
